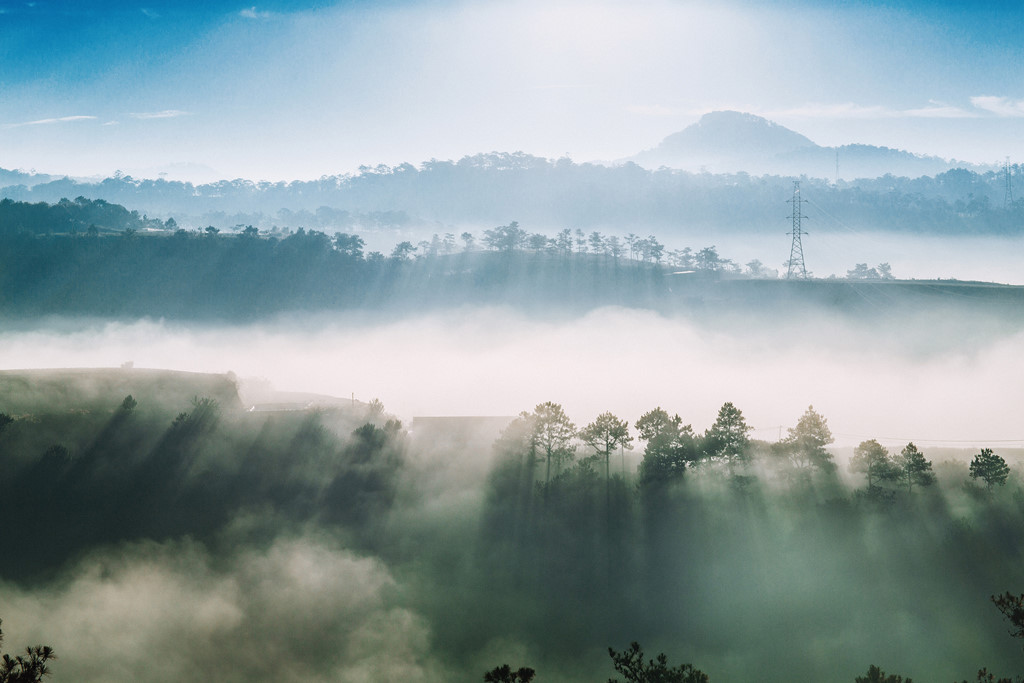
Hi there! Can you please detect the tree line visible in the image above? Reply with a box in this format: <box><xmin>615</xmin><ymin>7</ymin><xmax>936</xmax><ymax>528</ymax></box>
<box><xmin>478</xmin><ymin>402</ymin><xmax>1022</xmax><ymax>682</ymax></box>
<box><xmin>0</xmin><ymin>196</ymin><xmax>752</xmax><ymax>272</ymax></box>
<box><xmin>5</xmin><ymin>155</ymin><xmax>1024</xmax><ymax>236</ymax></box>
<box><xmin>0</xmin><ymin>196</ymin><xmax>163</xmax><ymax>236</ymax></box>
<box><xmin>496</xmin><ymin>400</ymin><xmax>1011</xmax><ymax>495</ymax></box>
<box><xmin>485</xmin><ymin>613</ymin><xmax>1024</xmax><ymax>683</ymax></box>
<box><xmin>2</xmin><ymin>382</ymin><xmax>1023</xmax><ymax>681</ymax></box>
<box><xmin>0</xmin><ymin>224</ymin><xmax>679</xmax><ymax>319</ymax></box>
<box><xmin>4</xmin><ymin>197</ymin><xmax>946</xmax><ymax>322</ymax></box>
<box><xmin>0</xmin><ymin>393</ymin><xmax>405</xmax><ymax>580</ymax></box>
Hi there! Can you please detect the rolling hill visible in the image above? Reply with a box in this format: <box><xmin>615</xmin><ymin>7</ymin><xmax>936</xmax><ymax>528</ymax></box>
<box><xmin>630</xmin><ymin>110</ymin><xmax>982</xmax><ymax>179</ymax></box>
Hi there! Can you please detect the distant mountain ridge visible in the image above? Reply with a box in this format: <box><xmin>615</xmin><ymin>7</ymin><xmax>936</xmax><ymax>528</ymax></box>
<box><xmin>0</xmin><ymin>167</ymin><xmax>54</xmax><ymax>188</ymax></box>
<box><xmin>630</xmin><ymin>110</ymin><xmax>981</xmax><ymax>179</ymax></box>
<box><xmin>0</xmin><ymin>152</ymin><xmax>1015</xmax><ymax>239</ymax></box>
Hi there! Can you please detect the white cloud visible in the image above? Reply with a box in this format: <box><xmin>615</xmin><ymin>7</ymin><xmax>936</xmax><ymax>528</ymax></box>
<box><xmin>2</xmin><ymin>115</ymin><xmax>96</xmax><ymax>129</ymax></box>
<box><xmin>128</xmin><ymin>110</ymin><xmax>191</xmax><ymax>120</ymax></box>
<box><xmin>627</xmin><ymin>101</ymin><xmax>978</xmax><ymax>122</ymax></box>
<box><xmin>970</xmin><ymin>95</ymin><xmax>1024</xmax><ymax>117</ymax></box>
<box><xmin>761</xmin><ymin>102</ymin><xmax>977</xmax><ymax>120</ymax></box>
<box><xmin>903</xmin><ymin>102</ymin><xmax>976</xmax><ymax>118</ymax></box>
<box><xmin>239</xmin><ymin>6</ymin><xmax>273</xmax><ymax>19</ymax></box>
<box><xmin>766</xmin><ymin>103</ymin><xmax>894</xmax><ymax>119</ymax></box>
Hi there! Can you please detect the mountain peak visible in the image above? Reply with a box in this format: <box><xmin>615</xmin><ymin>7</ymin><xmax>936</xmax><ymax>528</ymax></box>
<box><xmin>629</xmin><ymin>110</ymin><xmax>969</xmax><ymax>179</ymax></box>
<box><xmin>695</xmin><ymin>109</ymin><xmax>803</xmax><ymax>133</ymax></box>
<box><xmin>645</xmin><ymin>110</ymin><xmax>818</xmax><ymax>161</ymax></box>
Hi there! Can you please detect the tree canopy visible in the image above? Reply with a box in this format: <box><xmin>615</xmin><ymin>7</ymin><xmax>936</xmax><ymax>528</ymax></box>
<box><xmin>892</xmin><ymin>442</ymin><xmax>935</xmax><ymax>493</ymax></box>
<box><xmin>850</xmin><ymin>439</ymin><xmax>899</xmax><ymax>489</ymax></box>
<box><xmin>635</xmin><ymin>408</ymin><xmax>697</xmax><ymax>487</ymax></box>
<box><xmin>702</xmin><ymin>402</ymin><xmax>751</xmax><ymax>475</ymax></box>
<box><xmin>0</xmin><ymin>619</ymin><xmax>56</xmax><ymax>683</ymax></box>
<box><xmin>530</xmin><ymin>402</ymin><xmax>577</xmax><ymax>482</ymax></box>
<box><xmin>854</xmin><ymin>664</ymin><xmax>911</xmax><ymax>683</ymax></box>
<box><xmin>579</xmin><ymin>411</ymin><xmax>633</xmax><ymax>480</ymax></box>
<box><xmin>991</xmin><ymin>592</ymin><xmax>1024</xmax><ymax>645</ymax></box>
<box><xmin>969</xmin><ymin>449</ymin><xmax>1010</xmax><ymax>490</ymax></box>
<box><xmin>776</xmin><ymin>405</ymin><xmax>835</xmax><ymax>479</ymax></box>
<box><xmin>607</xmin><ymin>642</ymin><xmax>708</xmax><ymax>683</ymax></box>
<box><xmin>483</xmin><ymin>664</ymin><xmax>535</xmax><ymax>683</ymax></box>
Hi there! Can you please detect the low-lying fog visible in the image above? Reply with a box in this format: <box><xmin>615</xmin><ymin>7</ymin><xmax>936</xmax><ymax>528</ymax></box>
<box><xmin>357</xmin><ymin>230</ymin><xmax>1024</xmax><ymax>286</ymax></box>
<box><xmin>706</xmin><ymin>232</ymin><xmax>1024</xmax><ymax>285</ymax></box>
<box><xmin>3</xmin><ymin>306</ymin><xmax>1022</xmax><ymax>448</ymax></box>
<box><xmin>3</xmin><ymin>304</ymin><xmax>1024</xmax><ymax>683</ymax></box>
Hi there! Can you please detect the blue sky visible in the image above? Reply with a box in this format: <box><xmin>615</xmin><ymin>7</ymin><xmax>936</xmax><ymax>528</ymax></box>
<box><xmin>2</xmin><ymin>0</ymin><xmax>1024</xmax><ymax>180</ymax></box>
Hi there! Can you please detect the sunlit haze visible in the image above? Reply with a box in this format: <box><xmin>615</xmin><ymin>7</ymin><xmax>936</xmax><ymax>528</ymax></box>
<box><xmin>4</xmin><ymin>4</ymin><xmax>1024</xmax><ymax>683</ymax></box>
<box><xmin>2</xmin><ymin>1</ymin><xmax>1024</xmax><ymax>180</ymax></box>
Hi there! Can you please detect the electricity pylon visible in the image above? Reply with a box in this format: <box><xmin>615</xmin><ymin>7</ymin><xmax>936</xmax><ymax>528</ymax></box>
<box><xmin>1005</xmin><ymin>157</ymin><xmax>1014</xmax><ymax>209</ymax></box>
<box><xmin>786</xmin><ymin>181</ymin><xmax>809</xmax><ymax>279</ymax></box>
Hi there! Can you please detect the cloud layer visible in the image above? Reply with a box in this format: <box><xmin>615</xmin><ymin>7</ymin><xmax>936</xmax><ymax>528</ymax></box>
<box><xmin>3</xmin><ymin>304</ymin><xmax>1024</xmax><ymax>447</ymax></box>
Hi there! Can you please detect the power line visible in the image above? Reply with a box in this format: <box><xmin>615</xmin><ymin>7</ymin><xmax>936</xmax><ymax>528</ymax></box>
<box><xmin>803</xmin><ymin>196</ymin><xmax>862</xmax><ymax>236</ymax></box>
<box><xmin>751</xmin><ymin>427</ymin><xmax>1024</xmax><ymax>449</ymax></box>
<box><xmin>832</xmin><ymin>432</ymin><xmax>1024</xmax><ymax>447</ymax></box>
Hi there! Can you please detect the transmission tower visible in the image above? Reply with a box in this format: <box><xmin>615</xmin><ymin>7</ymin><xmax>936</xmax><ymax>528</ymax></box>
<box><xmin>786</xmin><ymin>181</ymin><xmax>809</xmax><ymax>279</ymax></box>
<box><xmin>1004</xmin><ymin>157</ymin><xmax>1014</xmax><ymax>209</ymax></box>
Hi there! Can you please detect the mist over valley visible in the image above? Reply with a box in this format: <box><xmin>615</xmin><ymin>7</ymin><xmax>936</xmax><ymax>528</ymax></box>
<box><xmin>3</xmin><ymin>285</ymin><xmax>1024</xmax><ymax>682</ymax></box>
<box><xmin>4</xmin><ymin>2</ymin><xmax>1024</xmax><ymax>682</ymax></box>
<box><xmin>3</xmin><ymin>304</ymin><xmax>1024</xmax><ymax>449</ymax></box>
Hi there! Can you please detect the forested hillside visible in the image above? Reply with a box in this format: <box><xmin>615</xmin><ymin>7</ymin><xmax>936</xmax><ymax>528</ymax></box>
<box><xmin>0</xmin><ymin>196</ymin><xmax>165</xmax><ymax>236</ymax></box>
<box><xmin>0</xmin><ymin>225</ymin><xmax>669</xmax><ymax>319</ymax></box>
<box><xmin>3</xmin><ymin>219</ymin><xmax>1023</xmax><ymax>322</ymax></box>
<box><xmin>0</xmin><ymin>373</ymin><xmax>1021</xmax><ymax>682</ymax></box>
<box><xmin>3</xmin><ymin>157</ymin><xmax>1023</xmax><ymax>236</ymax></box>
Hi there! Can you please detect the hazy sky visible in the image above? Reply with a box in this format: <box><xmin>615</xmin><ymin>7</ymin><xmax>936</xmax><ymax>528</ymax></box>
<box><xmin>2</xmin><ymin>0</ymin><xmax>1024</xmax><ymax>180</ymax></box>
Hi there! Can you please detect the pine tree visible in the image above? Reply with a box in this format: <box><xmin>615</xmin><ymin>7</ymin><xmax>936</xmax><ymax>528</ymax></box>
<box><xmin>850</xmin><ymin>439</ymin><xmax>899</xmax><ymax>489</ymax></box>
<box><xmin>0</xmin><ymin>619</ymin><xmax>56</xmax><ymax>683</ymax></box>
<box><xmin>892</xmin><ymin>442</ymin><xmax>935</xmax><ymax>493</ymax></box>
<box><xmin>969</xmin><ymin>448</ymin><xmax>1010</xmax><ymax>490</ymax></box>
<box><xmin>703</xmin><ymin>402</ymin><xmax>751</xmax><ymax>475</ymax></box>
<box><xmin>778</xmin><ymin>405</ymin><xmax>835</xmax><ymax>476</ymax></box>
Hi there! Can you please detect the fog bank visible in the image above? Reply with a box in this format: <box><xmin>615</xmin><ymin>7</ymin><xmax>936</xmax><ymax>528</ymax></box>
<box><xmin>1</xmin><ymin>354</ymin><xmax>1022</xmax><ymax>683</ymax></box>
<box><xmin>2</xmin><ymin>307</ymin><xmax>1023</xmax><ymax>447</ymax></box>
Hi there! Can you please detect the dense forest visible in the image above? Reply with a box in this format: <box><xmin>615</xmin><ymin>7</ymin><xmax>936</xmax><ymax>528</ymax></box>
<box><xmin>3</xmin><ymin>156</ymin><xmax>1024</xmax><ymax>237</ymax></box>
<box><xmin>0</xmin><ymin>222</ymin><xmax>663</xmax><ymax>319</ymax></box>
<box><xmin>0</xmin><ymin>370</ymin><xmax>1021</xmax><ymax>682</ymax></box>
<box><xmin>0</xmin><ymin>196</ymin><xmax>167</xmax><ymax>236</ymax></box>
<box><xmin>3</xmin><ymin>198</ymin><xmax>1023</xmax><ymax>322</ymax></box>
